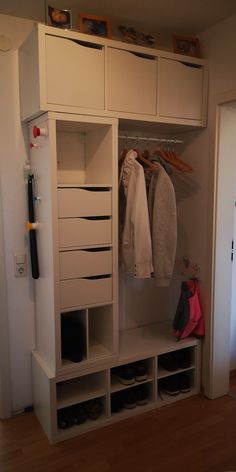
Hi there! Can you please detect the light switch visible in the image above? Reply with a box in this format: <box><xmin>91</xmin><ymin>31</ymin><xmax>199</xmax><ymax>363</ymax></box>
<box><xmin>14</xmin><ymin>254</ymin><xmax>27</xmax><ymax>277</ymax></box>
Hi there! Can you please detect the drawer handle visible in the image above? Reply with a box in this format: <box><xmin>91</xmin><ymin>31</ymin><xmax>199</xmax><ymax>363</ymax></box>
<box><xmin>179</xmin><ymin>61</ymin><xmax>202</xmax><ymax>69</ymax></box>
<box><xmin>83</xmin><ymin>275</ymin><xmax>111</xmax><ymax>280</ymax></box>
<box><xmin>80</xmin><ymin>216</ymin><xmax>111</xmax><ymax>221</ymax></box>
<box><xmin>48</xmin><ymin>34</ymin><xmax>103</xmax><ymax>50</ymax></box>
<box><xmin>128</xmin><ymin>51</ymin><xmax>155</xmax><ymax>60</ymax></box>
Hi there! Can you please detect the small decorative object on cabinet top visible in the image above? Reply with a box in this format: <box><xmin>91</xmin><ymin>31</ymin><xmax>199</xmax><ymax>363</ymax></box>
<box><xmin>46</xmin><ymin>5</ymin><xmax>72</xmax><ymax>29</ymax></box>
<box><xmin>78</xmin><ymin>13</ymin><xmax>111</xmax><ymax>38</ymax></box>
<box><xmin>173</xmin><ymin>35</ymin><xmax>200</xmax><ymax>57</ymax></box>
<box><xmin>118</xmin><ymin>25</ymin><xmax>156</xmax><ymax>47</ymax></box>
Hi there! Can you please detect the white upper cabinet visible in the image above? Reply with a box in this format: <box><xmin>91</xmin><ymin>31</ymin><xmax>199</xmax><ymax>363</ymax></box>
<box><xmin>107</xmin><ymin>47</ymin><xmax>157</xmax><ymax>116</ymax></box>
<box><xmin>19</xmin><ymin>24</ymin><xmax>208</xmax><ymax>127</ymax></box>
<box><xmin>158</xmin><ymin>58</ymin><xmax>204</xmax><ymax>121</ymax></box>
<box><xmin>45</xmin><ymin>35</ymin><xmax>105</xmax><ymax>110</ymax></box>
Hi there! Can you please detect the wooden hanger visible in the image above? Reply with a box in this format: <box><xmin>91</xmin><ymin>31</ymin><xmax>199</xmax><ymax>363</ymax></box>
<box><xmin>134</xmin><ymin>148</ymin><xmax>158</xmax><ymax>171</ymax></box>
<box><xmin>158</xmin><ymin>147</ymin><xmax>193</xmax><ymax>173</ymax></box>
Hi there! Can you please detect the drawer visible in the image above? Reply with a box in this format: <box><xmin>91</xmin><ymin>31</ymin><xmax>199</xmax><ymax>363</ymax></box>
<box><xmin>107</xmin><ymin>47</ymin><xmax>157</xmax><ymax>115</ymax></box>
<box><xmin>158</xmin><ymin>58</ymin><xmax>204</xmax><ymax>120</ymax></box>
<box><xmin>60</xmin><ymin>248</ymin><xmax>112</xmax><ymax>279</ymax></box>
<box><xmin>58</xmin><ymin>217</ymin><xmax>112</xmax><ymax>248</ymax></box>
<box><xmin>60</xmin><ymin>276</ymin><xmax>112</xmax><ymax>309</ymax></box>
<box><xmin>45</xmin><ymin>35</ymin><xmax>105</xmax><ymax>110</ymax></box>
<box><xmin>58</xmin><ymin>188</ymin><xmax>112</xmax><ymax>218</ymax></box>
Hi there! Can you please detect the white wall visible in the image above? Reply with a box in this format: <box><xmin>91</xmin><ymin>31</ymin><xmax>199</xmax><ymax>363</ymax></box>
<box><xmin>0</xmin><ymin>14</ymin><xmax>35</xmax><ymax>412</ymax></box>
<box><xmin>198</xmin><ymin>15</ymin><xmax>236</xmax><ymax>396</ymax></box>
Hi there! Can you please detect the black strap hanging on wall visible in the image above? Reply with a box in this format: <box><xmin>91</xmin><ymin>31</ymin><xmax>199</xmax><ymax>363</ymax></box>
<box><xmin>27</xmin><ymin>175</ymin><xmax>39</xmax><ymax>279</ymax></box>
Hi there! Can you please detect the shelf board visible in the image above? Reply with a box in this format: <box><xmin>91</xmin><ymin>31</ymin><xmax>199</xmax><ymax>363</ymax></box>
<box><xmin>157</xmin><ymin>387</ymin><xmax>198</xmax><ymax>406</ymax></box>
<box><xmin>110</xmin><ymin>375</ymin><xmax>153</xmax><ymax>393</ymax></box>
<box><xmin>157</xmin><ymin>365</ymin><xmax>195</xmax><ymax>379</ymax></box>
<box><xmin>119</xmin><ymin>321</ymin><xmax>198</xmax><ymax>363</ymax></box>
<box><xmin>89</xmin><ymin>343</ymin><xmax>112</xmax><ymax>360</ymax></box>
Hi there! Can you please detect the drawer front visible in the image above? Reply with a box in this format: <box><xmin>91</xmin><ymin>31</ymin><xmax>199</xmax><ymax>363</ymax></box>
<box><xmin>107</xmin><ymin>47</ymin><xmax>157</xmax><ymax>115</ymax></box>
<box><xmin>60</xmin><ymin>249</ymin><xmax>112</xmax><ymax>279</ymax></box>
<box><xmin>60</xmin><ymin>277</ymin><xmax>112</xmax><ymax>309</ymax></box>
<box><xmin>58</xmin><ymin>188</ymin><xmax>112</xmax><ymax>218</ymax></box>
<box><xmin>158</xmin><ymin>58</ymin><xmax>203</xmax><ymax>120</ymax></box>
<box><xmin>45</xmin><ymin>35</ymin><xmax>105</xmax><ymax>110</ymax></box>
<box><xmin>58</xmin><ymin>218</ymin><xmax>112</xmax><ymax>248</ymax></box>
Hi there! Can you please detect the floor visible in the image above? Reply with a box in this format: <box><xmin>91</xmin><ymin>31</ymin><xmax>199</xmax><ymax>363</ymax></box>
<box><xmin>1</xmin><ymin>379</ymin><xmax>236</xmax><ymax>472</ymax></box>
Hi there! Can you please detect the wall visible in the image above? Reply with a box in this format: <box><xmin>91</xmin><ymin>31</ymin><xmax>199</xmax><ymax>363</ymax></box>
<box><xmin>198</xmin><ymin>14</ymin><xmax>236</xmax><ymax>395</ymax></box>
<box><xmin>0</xmin><ymin>14</ymin><xmax>35</xmax><ymax>412</ymax></box>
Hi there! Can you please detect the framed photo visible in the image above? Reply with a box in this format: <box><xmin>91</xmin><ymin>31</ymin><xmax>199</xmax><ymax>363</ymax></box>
<box><xmin>173</xmin><ymin>35</ymin><xmax>200</xmax><ymax>58</ymax></box>
<box><xmin>47</xmin><ymin>5</ymin><xmax>72</xmax><ymax>30</ymax></box>
<box><xmin>78</xmin><ymin>13</ymin><xmax>111</xmax><ymax>38</ymax></box>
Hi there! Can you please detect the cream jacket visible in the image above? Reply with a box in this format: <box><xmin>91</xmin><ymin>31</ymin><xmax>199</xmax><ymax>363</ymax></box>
<box><xmin>120</xmin><ymin>150</ymin><xmax>153</xmax><ymax>278</ymax></box>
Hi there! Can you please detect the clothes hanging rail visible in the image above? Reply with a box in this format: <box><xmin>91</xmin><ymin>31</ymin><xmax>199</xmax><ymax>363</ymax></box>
<box><xmin>118</xmin><ymin>135</ymin><xmax>184</xmax><ymax>144</ymax></box>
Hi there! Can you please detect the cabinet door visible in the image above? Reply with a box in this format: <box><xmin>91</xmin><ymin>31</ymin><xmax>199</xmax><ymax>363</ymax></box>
<box><xmin>158</xmin><ymin>58</ymin><xmax>204</xmax><ymax>120</ymax></box>
<box><xmin>45</xmin><ymin>35</ymin><xmax>105</xmax><ymax>110</ymax></box>
<box><xmin>107</xmin><ymin>47</ymin><xmax>157</xmax><ymax>115</ymax></box>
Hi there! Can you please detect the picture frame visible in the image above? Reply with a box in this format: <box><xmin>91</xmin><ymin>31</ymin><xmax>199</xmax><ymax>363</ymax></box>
<box><xmin>78</xmin><ymin>13</ymin><xmax>111</xmax><ymax>38</ymax></box>
<box><xmin>47</xmin><ymin>5</ymin><xmax>72</xmax><ymax>30</ymax></box>
<box><xmin>173</xmin><ymin>35</ymin><xmax>200</xmax><ymax>58</ymax></box>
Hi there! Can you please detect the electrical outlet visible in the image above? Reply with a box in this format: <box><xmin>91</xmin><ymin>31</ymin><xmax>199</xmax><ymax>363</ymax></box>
<box><xmin>14</xmin><ymin>254</ymin><xmax>27</xmax><ymax>277</ymax></box>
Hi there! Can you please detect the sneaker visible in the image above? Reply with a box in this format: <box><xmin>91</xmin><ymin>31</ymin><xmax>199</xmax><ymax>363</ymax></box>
<box><xmin>123</xmin><ymin>390</ymin><xmax>137</xmax><ymax>409</ymax></box>
<box><xmin>116</xmin><ymin>365</ymin><xmax>135</xmax><ymax>385</ymax></box>
<box><xmin>72</xmin><ymin>404</ymin><xmax>87</xmax><ymax>425</ymax></box>
<box><xmin>57</xmin><ymin>407</ymin><xmax>74</xmax><ymax>429</ymax></box>
<box><xmin>158</xmin><ymin>352</ymin><xmax>179</xmax><ymax>372</ymax></box>
<box><xmin>134</xmin><ymin>362</ymin><xmax>148</xmax><ymax>382</ymax></box>
<box><xmin>179</xmin><ymin>372</ymin><xmax>192</xmax><ymax>393</ymax></box>
<box><xmin>159</xmin><ymin>375</ymin><xmax>180</xmax><ymax>396</ymax></box>
<box><xmin>136</xmin><ymin>385</ymin><xmax>149</xmax><ymax>405</ymax></box>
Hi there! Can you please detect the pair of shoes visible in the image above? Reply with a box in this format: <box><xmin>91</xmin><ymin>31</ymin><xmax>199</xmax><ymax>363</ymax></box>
<box><xmin>57</xmin><ymin>403</ymin><xmax>87</xmax><ymax>429</ymax></box>
<box><xmin>159</xmin><ymin>372</ymin><xmax>192</xmax><ymax>397</ymax></box>
<box><xmin>84</xmin><ymin>399</ymin><xmax>103</xmax><ymax>421</ymax></box>
<box><xmin>111</xmin><ymin>385</ymin><xmax>150</xmax><ymax>412</ymax></box>
<box><xmin>115</xmin><ymin>361</ymin><xmax>148</xmax><ymax>385</ymax></box>
<box><xmin>159</xmin><ymin>349</ymin><xmax>192</xmax><ymax>372</ymax></box>
<box><xmin>124</xmin><ymin>385</ymin><xmax>149</xmax><ymax>409</ymax></box>
<box><xmin>57</xmin><ymin>398</ymin><xmax>103</xmax><ymax>429</ymax></box>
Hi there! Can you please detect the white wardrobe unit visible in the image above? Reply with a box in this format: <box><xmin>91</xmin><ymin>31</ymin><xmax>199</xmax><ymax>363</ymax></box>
<box><xmin>19</xmin><ymin>24</ymin><xmax>208</xmax><ymax>443</ymax></box>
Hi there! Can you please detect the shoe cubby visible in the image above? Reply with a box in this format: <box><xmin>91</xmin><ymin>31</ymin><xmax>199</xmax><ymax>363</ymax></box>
<box><xmin>110</xmin><ymin>382</ymin><xmax>154</xmax><ymax>416</ymax></box>
<box><xmin>88</xmin><ymin>305</ymin><xmax>114</xmax><ymax>360</ymax></box>
<box><xmin>61</xmin><ymin>311</ymin><xmax>87</xmax><ymax>365</ymax></box>
<box><xmin>110</xmin><ymin>357</ymin><xmax>154</xmax><ymax>393</ymax></box>
<box><xmin>158</xmin><ymin>369</ymin><xmax>195</xmax><ymax>404</ymax></box>
<box><xmin>57</xmin><ymin>395</ymin><xmax>107</xmax><ymax>432</ymax></box>
<box><xmin>157</xmin><ymin>346</ymin><xmax>195</xmax><ymax>379</ymax></box>
<box><xmin>56</xmin><ymin>119</ymin><xmax>114</xmax><ymax>186</ymax></box>
<box><xmin>56</xmin><ymin>370</ymin><xmax>108</xmax><ymax>410</ymax></box>
<box><xmin>60</xmin><ymin>305</ymin><xmax>115</xmax><ymax>368</ymax></box>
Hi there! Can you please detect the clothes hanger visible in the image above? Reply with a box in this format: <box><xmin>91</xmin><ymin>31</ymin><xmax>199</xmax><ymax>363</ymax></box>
<box><xmin>157</xmin><ymin>144</ymin><xmax>193</xmax><ymax>173</ymax></box>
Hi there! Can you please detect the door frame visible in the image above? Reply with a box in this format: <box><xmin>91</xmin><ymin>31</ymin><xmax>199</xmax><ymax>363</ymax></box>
<box><xmin>208</xmin><ymin>89</ymin><xmax>236</xmax><ymax>398</ymax></box>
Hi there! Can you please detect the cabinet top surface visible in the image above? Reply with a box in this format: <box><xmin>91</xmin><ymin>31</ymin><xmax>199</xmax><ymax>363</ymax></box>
<box><xmin>34</xmin><ymin>23</ymin><xmax>206</xmax><ymax>66</ymax></box>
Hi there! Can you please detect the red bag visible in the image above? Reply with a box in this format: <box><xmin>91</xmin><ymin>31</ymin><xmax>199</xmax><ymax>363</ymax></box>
<box><xmin>174</xmin><ymin>278</ymin><xmax>205</xmax><ymax>340</ymax></box>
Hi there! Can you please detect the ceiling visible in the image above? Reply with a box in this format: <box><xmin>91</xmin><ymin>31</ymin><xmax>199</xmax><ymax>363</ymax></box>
<box><xmin>0</xmin><ymin>0</ymin><xmax>236</xmax><ymax>45</ymax></box>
